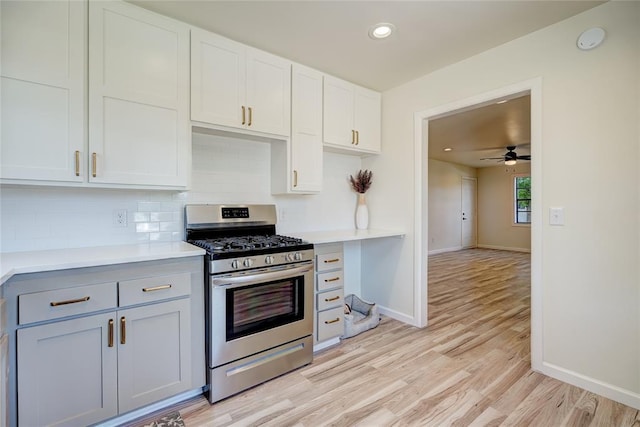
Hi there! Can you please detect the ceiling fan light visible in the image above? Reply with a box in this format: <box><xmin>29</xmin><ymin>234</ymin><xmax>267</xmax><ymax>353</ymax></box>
<box><xmin>505</xmin><ymin>159</ymin><xmax>517</xmax><ymax>166</ymax></box>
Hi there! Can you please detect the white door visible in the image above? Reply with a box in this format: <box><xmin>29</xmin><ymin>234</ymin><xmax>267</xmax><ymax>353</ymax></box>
<box><xmin>323</xmin><ymin>76</ymin><xmax>355</xmax><ymax>148</ymax></box>
<box><xmin>88</xmin><ymin>1</ymin><xmax>190</xmax><ymax>187</ymax></box>
<box><xmin>191</xmin><ymin>29</ymin><xmax>246</xmax><ymax>129</ymax></box>
<box><xmin>461</xmin><ymin>177</ymin><xmax>477</xmax><ymax>248</ymax></box>
<box><xmin>1</xmin><ymin>0</ymin><xmax>85</xmax><ymax>183</ymax></box>
<box><xmin>245</xmin><ymin>48</ymin><xmax>291</xmax><ymax>136</ymax></box>
<box><xmin>291</xmin><ymin>64</ymin><xmax>323</xmax><ymax>193</ymax></box>
<box><xmin>353</xmin><ymin>86</ymin><xmax>381</xmax><ymax>153</ymax></box>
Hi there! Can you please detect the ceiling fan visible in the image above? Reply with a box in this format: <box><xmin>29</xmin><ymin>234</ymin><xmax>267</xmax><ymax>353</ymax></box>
<box><xmin>481</xmin><ymin>145</ymin><xmax>531</xmax><ymax>165</ymax></box>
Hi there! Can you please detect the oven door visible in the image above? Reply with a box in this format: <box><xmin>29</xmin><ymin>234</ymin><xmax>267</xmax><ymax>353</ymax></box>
<box><xmin>209</xmin><ymin>261</ymin><xmax>313</xmax><ymax>367</ymax></box>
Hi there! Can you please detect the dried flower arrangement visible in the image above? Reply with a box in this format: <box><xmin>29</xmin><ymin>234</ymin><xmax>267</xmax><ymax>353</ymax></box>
<box><xmin>349</xmin><ymin>169</ymin><xmax>373</xmax><ymax>194</ymax></box>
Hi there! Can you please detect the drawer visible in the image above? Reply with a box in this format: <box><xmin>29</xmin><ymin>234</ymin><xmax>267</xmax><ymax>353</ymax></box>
<box><xmin>317</xmin><ymin>270</ymin><xmax>343</xmax><ymax>292</ymax></box>
<box><xmin>119</xmin><ymin>272</ymin><xmax>191</xmax><ymax>307</ymax></box>
<box><xmin>316</xmin><ymin>252</ymin><xmax>343</xmax><ymax>272</ymax></box>
<box><xmin>317</xmin><ymin>306</ymin><xmax>344</xmax><ymax>342</ymax></box>
<box><xmin>19</xmin><ymin>282</ymin><xmax>117</xmax><ymax>325</ymax></box>
<box><xmin>317</xmin><ymin>288</ymin><xmax>344</xmax><ymax>311</ymax></box>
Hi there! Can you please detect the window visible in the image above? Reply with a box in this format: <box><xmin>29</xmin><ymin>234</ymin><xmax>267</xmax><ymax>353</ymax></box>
<box><xmin>514</xmin><ymin>175</ymin><xmax>531</xmax><ymax>224</ymax></box>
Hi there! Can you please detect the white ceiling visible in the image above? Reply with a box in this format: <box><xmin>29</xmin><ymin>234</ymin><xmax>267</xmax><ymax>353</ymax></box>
<box><xmin>429</xmin><ymin>94</ymin><xmax>531</xmax><ymax>168</ymax></box>
<box><xmin>130</xmin><ymin>0</ymin><xmax>603</xmax><ymax>92</ymax></box>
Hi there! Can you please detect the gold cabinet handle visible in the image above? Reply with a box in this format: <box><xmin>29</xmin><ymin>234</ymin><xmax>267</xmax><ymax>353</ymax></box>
<box><xmin>324</xmin><ymin>277</ymin><xmax>340</xmax><ymax>283</ymax></box>
<box><xmin>92</xmin><ymin>152</ymin><xmax>97</xmax><ymax>178</ymax></box>
<box><xmin>242</xmin><ymin>106</ymin><xmax>246</xmax><ymax>125</ymax></box>
<box><xmin>248</xmin><ymin>107</ymin><xmax>252</xmax><ymax>126</ymax></box>
<box><xmin>351</xmin><ymin>130</ymin><xmax>355</xmax><ymax>145</ymax></box>
<box><xmin>324</xmin><ymin>295</ymin><xmax>340</xmax><ymax>302</ymax></box>
<box><xmin>120</xmin><ymin>316</ymin><xmax>126</xmax><ymax>345</ymax></box>
<box><xmin>142</xmin><ymin>284</ymin><xmax>172</xmax><ymax>292</ymax></box>
<box><xmin>75</xmin><ymin>150</ymin><xmax>80</xmax><ymax>176</ymax></box>
<box><xmin>325</xmin><ymin>318</ymin><xmax>340</xmax><ymax>324</ymax></box>
<box><xmin>324</xmin><ymin>258</ymin><xmax>340</xmax><ymax>264</ymax></box>
<box><xmin>108</xmin><ymin>319</ymin><xmax>114</xmax><ymax>348</ymax></box>
<box><xmin>50</xmin><ymin>296</ymin><xmax>90</xmax><ymax>307</ymax></box>
<box><xmin>355</xmin><ymin>130</ymin><xmax>359</xmax><ymax>145</ymax></box>
<box><xmin>293</xmin><ymin>170</ymin><xmax>298</xmax><ymax>187</ymax></box>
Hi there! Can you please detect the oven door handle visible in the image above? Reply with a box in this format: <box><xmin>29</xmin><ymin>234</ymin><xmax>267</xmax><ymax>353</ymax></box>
<box><xmin>212</xmin><ymin>263</ymin><xmax>313</xmax><ymax>288</ymax></box>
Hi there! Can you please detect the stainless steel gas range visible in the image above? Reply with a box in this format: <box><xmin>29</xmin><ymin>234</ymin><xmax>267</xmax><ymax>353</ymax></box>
<box><xmin>185</xmin><ymin>204</ymin><xmax>314</xmax><ymax>403</ymax></box>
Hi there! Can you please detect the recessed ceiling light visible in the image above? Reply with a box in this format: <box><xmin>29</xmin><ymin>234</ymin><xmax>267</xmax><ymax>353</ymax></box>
<box><xmin>369</xmin><ymin>23</ymin><xmax>395</xmax><ymax>40</ymax></box>
<box><xmin>443</xmin><ymin>147</ymin><xmax>452</xmax><ymax>152</ymax></box>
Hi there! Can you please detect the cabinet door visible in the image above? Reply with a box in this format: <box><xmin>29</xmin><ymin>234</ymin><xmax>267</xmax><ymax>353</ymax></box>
<box><xmin>354</xmin><ymin>87</ymin><xmax>382</xmax><ymax>153</ymax></box>
<box><xmin>89</xmin><ymin>1</ymin><xmax>189</xmax><ymax>187</ymax></box>
<box><xmin>0</xmin><ymin>0</ymin><xmax>85</xmax><ymax>183</ymax></box>
<box><xmin>245</xmin><ymin>48</ymin><xmax>291</xmax><ymax>137</ymax></box>
<box><xmin>323</xmin><ymin>76</ymin><xmax>355</xmax><ymax>148</ymax></box>
<box><xmin>117</xmin><ymin>298</ymin><xmax>192</xmax><ymax>414</ymax></box>
<box><xmin>291</xmin><ymin>65</ymin><xmax>322</xmax><ymax>193</ymax></box>
<box><xmin>17</xmin><ymin>313</ymin><xmax>118</xmax><ymax>427</ymax></box>
<box><xmin>191</xmin><ymin>29</ymin><xmax>246</xmax><ymax>129</ymax></box>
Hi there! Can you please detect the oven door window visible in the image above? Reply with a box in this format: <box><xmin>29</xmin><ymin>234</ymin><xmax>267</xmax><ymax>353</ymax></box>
<box><xmin>226</xmin><ymin>276</ymin><xmax>304</xmax><ymax>341</ymax></box>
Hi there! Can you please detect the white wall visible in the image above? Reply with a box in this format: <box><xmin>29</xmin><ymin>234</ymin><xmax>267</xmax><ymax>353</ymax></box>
<box><xmin>363</xmin><ymin>0</ymin><xmax>640</xmax><ymax>406</ymax></box>
<box><xmin>477</xmin><ymin>163</ymin><xmax>531</xmax><ymax>252</ymax></box>
<box><xmin>428</xmin><ymin>159</ymin><xmax>477</xmax><ymax>253</ymax></box>
<box><xmin>0</xmin><ymin>132</ymin><xmax>363</xmax><ymax>252</ymax></box>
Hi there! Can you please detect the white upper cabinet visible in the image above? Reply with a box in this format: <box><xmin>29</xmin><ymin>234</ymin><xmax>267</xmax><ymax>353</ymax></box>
<box><xmin>89</xmin><ymin>1</ymin><xmax>190</xmax><ymax>188</ymax></box>
<box><xmin>323</xmin><ymin>76</ymin><xmax>381</xmax><ymax>155</ymax></box>
<box><xmin>0</xmin><ymin>0</ymin><xmax>86</xmax><ymax>182</ymax></box>
<box><xmin>290</xmin><ymin>64</ymin><xmax>323</xmax><ymax>193</ymax></box>
<box><xmin>191</xmin><ymin>29</ymin><xmax>291</xmax><ymax>137</ymax></box>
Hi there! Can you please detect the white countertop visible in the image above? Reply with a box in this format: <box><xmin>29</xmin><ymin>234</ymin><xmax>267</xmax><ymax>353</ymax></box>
<box><xmin>0</xmin><ymin>242</ymin><xmax>205</xmax><ymax>286</ymax></box>
<box><xmin>289</xmin><ymin>229</ymin><xmax>404</xmax><ymax>245</ymax></box>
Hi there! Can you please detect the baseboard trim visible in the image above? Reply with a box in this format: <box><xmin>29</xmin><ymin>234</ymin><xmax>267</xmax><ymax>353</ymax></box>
<box><xmin>379</xmin><ymin>305</ymin><xmax>417</xmax><ymax>326</ymax></box>
<box><xmin>540</xmin><ymin>362</ymin><xmax>640</xmax><ymax>410</ymax></box>
<box><xmin>428</xmin><ymin>246</ymin><xmax>463</xmax><ymax>255</ymax></box>
<box><xmin>96</xmin><ymin>388</ymin><xmax>205</xmax><ymax>427</ymax></box>
<box><xmin>313</xmin><ymin>337</ymin><xmax>340</xmax><ymax>353</ymax></box>
<box><xmin>477</xmin><ymin>244</ymin><xmax>531</xmax><ymax>253</ymax></box>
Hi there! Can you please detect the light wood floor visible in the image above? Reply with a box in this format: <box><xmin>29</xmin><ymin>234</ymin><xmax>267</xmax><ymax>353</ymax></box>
<box><xmin>171</xmin><ymin>248</ymin><xmax>639</xmax><ymax>426</ymax></box>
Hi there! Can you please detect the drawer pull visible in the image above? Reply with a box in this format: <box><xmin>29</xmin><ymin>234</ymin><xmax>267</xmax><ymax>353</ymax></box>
<box><xmin>323</xmin><ymin>258</ymin><xmax>340</xmax><ymax>264</ymax></box>
<box><xmin>108</xmin><ymin>319</ymin><xmax>114</xmax><ymax>348</ymax></box>
<box><xmin>324</xmin><ymin>277</ymin><xmax>340</xmax><ymax>283</ymax></box>
<box><xmin>50</xmin><ymin>296</ymin><xmax>90</xmax><ymax>307</ymax></box>
<box><xmin>324</xmin><ymin>296</ymin><xmax>340</xmax><ymax>302</ymax></box>
<box><xmin>120</xmin><ymin>317</ymin><xmax>126</xmax><ymax>345</ymax></box>
<box><xmin>142</xmin><ymin>284</ymin><xmax>172</xmax><ymax>293</ymax></box>
<box><xmin>324</xmin><ymin>318</ymin><xmax>341</xmax><ymax>324</ymax></box>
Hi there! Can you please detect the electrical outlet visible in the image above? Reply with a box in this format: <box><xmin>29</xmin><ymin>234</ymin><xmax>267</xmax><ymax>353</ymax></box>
<box><xmin>113</xmin><ymin>209</ymin><xmax>128</xmax><ymax>227</ymax></box>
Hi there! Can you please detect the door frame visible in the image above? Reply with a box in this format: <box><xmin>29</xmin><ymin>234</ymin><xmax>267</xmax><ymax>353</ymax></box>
<box><xmin>413</xmin><ymin>77</ymin><xmax>542</xmax><ymax>371</ymax></box>
<box><xmin>461</xmin><ymin>176</ymin><xmax>478</xmax><ymax>248</ymax></box>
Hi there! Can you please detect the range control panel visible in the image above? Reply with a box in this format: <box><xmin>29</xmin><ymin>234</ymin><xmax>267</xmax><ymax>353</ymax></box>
<box><xmin>221</xmin><ymin>207</ymin><xmax>250</xmax><ymax>219</ymax></box>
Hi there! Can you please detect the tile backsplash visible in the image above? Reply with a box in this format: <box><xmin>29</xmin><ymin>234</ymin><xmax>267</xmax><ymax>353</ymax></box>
<box><xmin>0</xmin><ymin>132</ymin><xmax>362</xmax><ymax>252</ymax></box>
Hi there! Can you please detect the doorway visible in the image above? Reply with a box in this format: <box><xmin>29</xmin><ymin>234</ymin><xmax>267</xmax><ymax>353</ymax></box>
<box><xmin>413</xmin><ymin>78</ymin><xmax>542</xmax><ymax>371</ymax></box>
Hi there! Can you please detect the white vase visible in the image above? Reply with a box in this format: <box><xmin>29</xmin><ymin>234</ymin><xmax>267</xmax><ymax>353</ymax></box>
<box><xmin>355</xmin><ymin>193</ymin><xmax>369</xmax><ymax>230</ymax></box>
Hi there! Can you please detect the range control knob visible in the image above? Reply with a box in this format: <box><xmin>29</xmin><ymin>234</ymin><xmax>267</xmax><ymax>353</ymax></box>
<box><xmin>294</xmin><ymin>252</ymin><xmax>302</xmax><ymax>261</ymax></box>
<box><xmin>243</xmin><ymin>258</ymin><xmax>254</xmax><ymax>268</ymax></box>
<box><xmin>286</xmin><ymin>253</ymin><xmax>295</xmax><ymax>262</ymax></box>
<box><xmin>265</xmin><ymin>255</ymin><xmax>275</xmax><ymax>265</ymax></box>
<box><xmin>231</xmin><ymin>260</ymin><xmax>240</xmax><ymax>269</ymax></box>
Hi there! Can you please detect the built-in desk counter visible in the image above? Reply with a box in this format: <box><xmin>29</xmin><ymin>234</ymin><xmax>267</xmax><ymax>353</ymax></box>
<box><xmin>289</xmin><ymin>229</ymin><xmax>404</xmax><ymax>245</ymax></box>
<box><xmin>289</xmin><ymin>229</ymin><xmax>403</xmax><ymax>352</ymax></box>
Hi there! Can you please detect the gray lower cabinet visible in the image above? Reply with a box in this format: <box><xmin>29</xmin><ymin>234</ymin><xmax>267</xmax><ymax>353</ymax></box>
<box><xmin>6</xmin><ymin>257</ymin><xmax>204</xmax><ymax>427</ymax></box>
<box><xmin>18</xmin><ymin>312</ymin><xmax>118</xmax><ymax>426</ymax></box>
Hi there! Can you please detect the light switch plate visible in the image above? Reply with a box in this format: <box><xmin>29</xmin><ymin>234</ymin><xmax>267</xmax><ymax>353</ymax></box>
<box><xmin>549</xmin><ymin>207</ymin><xmax>564</xmax><ymax>226</ymax></box>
